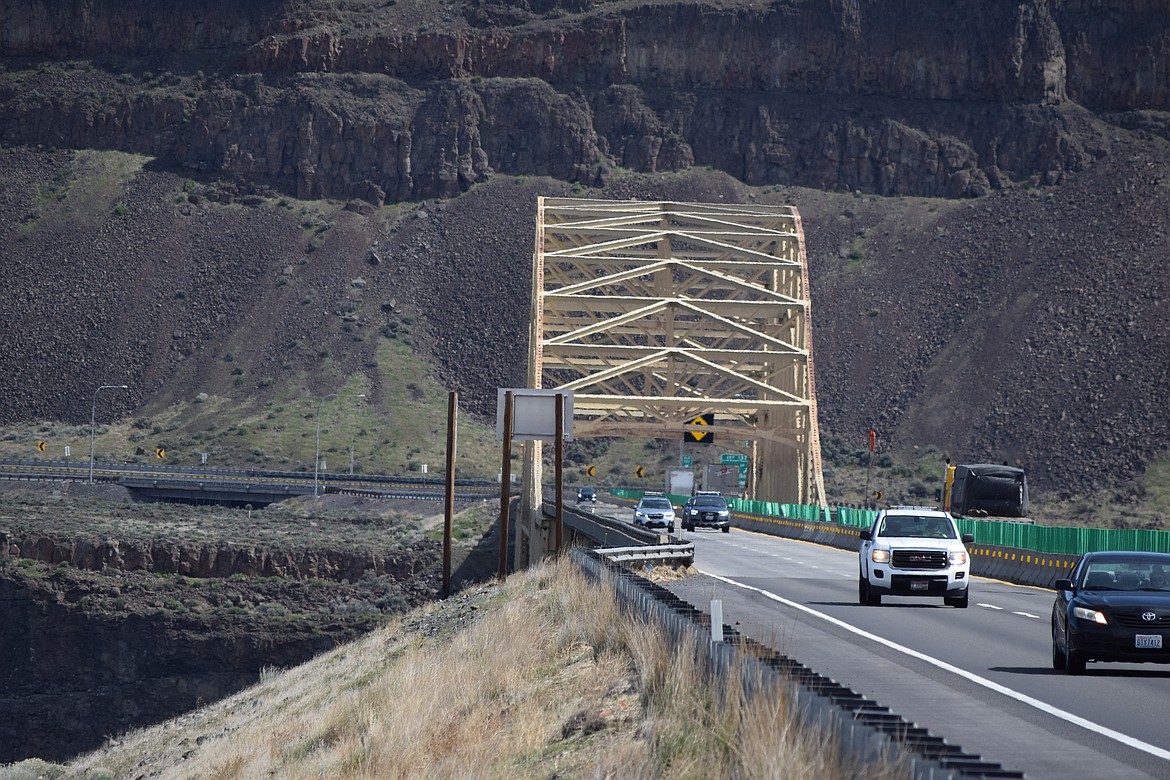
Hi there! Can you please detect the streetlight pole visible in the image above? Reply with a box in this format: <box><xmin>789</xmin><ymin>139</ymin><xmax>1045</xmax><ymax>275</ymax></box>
<box><xmin>89</xmin><ymin>384</ymin><xmax>129</xmax><ymax>484</ymax></box>
<box><xmin>314</xmin><ymin>392</ymin><xmax>366</xmax><ymax>497</ymax></box>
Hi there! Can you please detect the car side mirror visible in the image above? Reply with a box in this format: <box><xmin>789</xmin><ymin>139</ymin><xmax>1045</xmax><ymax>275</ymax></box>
<box><xmin>1055</xmin><ymin>578</ymin><xmax>1073</xmax><ymax>591</ymax></box>
<box><xmin>859</xmin><ymin>530</ymin><xmax>872</xmax><ymax>541</ymax></box>
<box><xmin>961</xmin><ymin>533</ymin><xmax>975</xmax><ymax>543</ymax></box>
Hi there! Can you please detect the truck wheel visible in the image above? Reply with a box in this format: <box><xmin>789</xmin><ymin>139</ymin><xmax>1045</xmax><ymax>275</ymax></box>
<box><xmin>859</xmin><ymin>578</ymin><xmax>881</xmax><ymax>605</ymax></box>
<box><xmin>944</xmin><ymin>590</ymin><xmax>969</xmax><ymax>609</ymax></box>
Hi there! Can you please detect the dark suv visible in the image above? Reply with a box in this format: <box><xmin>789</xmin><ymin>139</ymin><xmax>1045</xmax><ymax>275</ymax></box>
<box><xmin>576</xmin><ymin>486</ymin><xmax>597</xmax><ymax>503</ymax></box>
<box><xmin>682</xmin><ymin>492</ymin><xmax>731</xmax><ymax>533</ymax></box>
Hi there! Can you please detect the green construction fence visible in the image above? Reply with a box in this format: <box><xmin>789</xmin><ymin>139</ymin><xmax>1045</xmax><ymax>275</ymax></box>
<box><xmin>608</xmin><ymin>489</ymin><xmax>1170</xmax><ymax>557</ymax></box>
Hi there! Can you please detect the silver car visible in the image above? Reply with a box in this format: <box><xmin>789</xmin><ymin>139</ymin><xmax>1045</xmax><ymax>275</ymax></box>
<box><xmin>633</xmin><ymin>494</ymin><xmax>676</xmax><ymax>532</ymax></box>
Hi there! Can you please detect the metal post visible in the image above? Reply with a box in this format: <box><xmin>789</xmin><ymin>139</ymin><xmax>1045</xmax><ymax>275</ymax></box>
<box><xmin>89</xmin><ymin>384</ymin><xmax>129</xmax><ymax>484</ymax></box>
<box><xmin>498</xmin><ymin>391</ymin><xmax>513</xmax><ymax>580</ymax></box>
<box><xmin>865</xmin><ymin>428</ymin><xmax>876</xmax><ymax>509</ymax></box>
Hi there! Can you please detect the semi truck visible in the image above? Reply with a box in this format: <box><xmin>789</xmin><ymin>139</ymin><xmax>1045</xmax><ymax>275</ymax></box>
<box><xmin>702</xmin><ymin>463</ymin><xmax>741</xmax><ymax>496</ymax></box>
<box><xmin>666</xmin><ymin>468</ymin><xmax>695</xmax><ymax>497</ymax></box>
<box><xmin>943</xmin><ymin>463</ymin><xmax>1029</xmax><ymax>519</ymax></box>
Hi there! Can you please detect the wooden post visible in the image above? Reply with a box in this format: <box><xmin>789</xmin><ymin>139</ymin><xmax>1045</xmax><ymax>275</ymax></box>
<box><xmin>498</xmin><ymin>391</ymin><xmax>513</xmax><ymax>580</ymax></box>
<box><xmin>442</xmin><ymin>392</ymin><xmax>457</xmax><ymax>598</ymax></box>
<box><xmin>555</xmin><ymin>392</ymin><xmax>564</xmax><ymax>554</ymax></box>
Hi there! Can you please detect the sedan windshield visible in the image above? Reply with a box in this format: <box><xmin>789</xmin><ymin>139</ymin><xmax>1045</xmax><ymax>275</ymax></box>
<box><xmin>1080</xmin><ymin>561</ymin><xmax>1170</xmax><ymax>591</ymax></box>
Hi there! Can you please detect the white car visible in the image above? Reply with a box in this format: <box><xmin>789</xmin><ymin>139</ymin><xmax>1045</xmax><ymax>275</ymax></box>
<box><xmin>633</xmin><ymin>493</ymin><xmax>676</xmax><ymax>533</ymax></box>
<box><xmin>858</xmin><ymin>506</ymin><xmax>974</xmax><ymax>608</ymax></box>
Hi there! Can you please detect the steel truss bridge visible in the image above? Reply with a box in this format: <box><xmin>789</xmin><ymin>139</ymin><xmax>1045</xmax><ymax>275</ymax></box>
<box><xmin>518</xmin><ymin>197</ymin><xmax>826</xmax><ymax>563</ymax></box>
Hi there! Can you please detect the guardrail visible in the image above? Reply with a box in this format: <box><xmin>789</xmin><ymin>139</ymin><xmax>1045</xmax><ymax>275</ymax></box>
<box><xmin>546</xmin><ymin>501</ymin><xmax>696</xmax><ymax>566</ymax></box>
<box><xmin>570</xmin><ymin>495</ymin><xmax>1024</xmax><ymax>776</ymax></box>
<box><xmin>572</xmin><ymin>548</ymin><xmax>1022</xmax><ymax>779</ymax></box>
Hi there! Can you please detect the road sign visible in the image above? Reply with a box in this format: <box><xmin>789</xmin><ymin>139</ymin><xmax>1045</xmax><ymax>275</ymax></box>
<box><xmin>585</xmin><ymin>465</ymin><xmax>596</xmax><ymax>477</ymax></box>
<box><xmin>722</xmin><ymin>453</ymin><xmax>749</xmax><ymax>485</ymax></box>
<box><xmin>496</xmin><ymin>388</ymin><xmax>574</xmax><ymax>441</ymax></box>
<box><xmin>635</xmin><ymin>466</ymin><xmax>645</xmax><ymax>478</ymax></box>
<box><xmin>680</xmin><ymin>455</ymin><xmax>692</xmax><ymax>467</ymax></box>
<box><xmin>154</xmin><ymin>447</ymin><xmax>166</xmax><ymax>459</ymax></box>
<box><xmin>36</xmin><ymin>440</ymin><xmax>46</xmax><ymax>453</ymax></box>
<box><xmin>684</xmin><ymin>413</ymin><xmax>714</xmax><ymax>443</ymax></box>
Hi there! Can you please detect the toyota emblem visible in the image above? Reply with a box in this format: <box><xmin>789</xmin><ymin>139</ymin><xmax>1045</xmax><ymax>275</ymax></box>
<box><xmin>1142</xmin><ymin>611</ymin><xmax>1157</xmax><ymax>622</ymax></box>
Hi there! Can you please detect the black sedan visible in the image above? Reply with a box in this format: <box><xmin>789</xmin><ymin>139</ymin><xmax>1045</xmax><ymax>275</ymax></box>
<box><xmin>1052</xmin><ymin>550</ymin><xmax>1170</xmax><ymax>674</ymax></box>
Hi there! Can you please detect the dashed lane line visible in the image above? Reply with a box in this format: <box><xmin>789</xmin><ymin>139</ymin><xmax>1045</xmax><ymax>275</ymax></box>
<box><xmin>699</xmin><ymin>568</ymin><xmax>1170</xmax><ymax>765</ymax></box>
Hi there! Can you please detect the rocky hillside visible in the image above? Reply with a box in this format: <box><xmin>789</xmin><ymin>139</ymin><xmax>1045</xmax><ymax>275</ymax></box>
<box><xmin>0</xmin><ymin>0</ymin><xmax>1169</xmax><ymax>501</ymax></box>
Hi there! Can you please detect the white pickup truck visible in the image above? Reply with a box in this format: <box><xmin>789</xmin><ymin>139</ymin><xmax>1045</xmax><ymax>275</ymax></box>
<box><xmin>858</xmin><ymin>506</ymin><xmax>975</xmax><ymax>608</ymax></box>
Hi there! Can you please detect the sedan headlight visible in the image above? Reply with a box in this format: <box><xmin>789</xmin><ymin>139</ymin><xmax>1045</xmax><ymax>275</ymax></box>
<box><xmin>948</xmin><ymin>550</ymin><xmax>968</xmax><ymax>565</ymax></box>
<box><xmin>871</xmin><ymin>549</ymin><xmax>891</xmax><ymax>564</ymax></box>
<box><xmin>1073</xmin><ymin>606</ymin><xmax>1108</xmax><ymax>625</ymax></box>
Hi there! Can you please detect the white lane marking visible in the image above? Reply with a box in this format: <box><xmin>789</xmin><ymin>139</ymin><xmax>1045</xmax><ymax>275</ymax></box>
<box><xmin>978</xmin><ymin>603</ymin><xmax>1004</xmax><ymax>610</ymax></box>
<box><xmin>1012</xmin><ymin>612</ymin><xmax>1042</xmax><ymax>620</ymax></box>
<box><xmin>698</xmin><ymin>568</ymin><xmax>1170</xmax><ymax>763</ymax></box>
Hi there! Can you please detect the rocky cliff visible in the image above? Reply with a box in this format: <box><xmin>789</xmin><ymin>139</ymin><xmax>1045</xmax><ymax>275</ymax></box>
<box><xmin>0</xmin><ymin>566</ymin><xmax>386</xmax><ymax>763</ymax></box>
<box><xmin>1</xmin><ymin>0</ymin><xmax>1169</xmax><ymax>499</ymax></box>
<box><xmin>0</xmin><ymin>486</ymin><xmax>503</xmax><ymax>763</ymax></box>
<box><xmin>2</xmin><ymin>0</ymin><xmax>1168</xmax><ymax>204</ymax></box>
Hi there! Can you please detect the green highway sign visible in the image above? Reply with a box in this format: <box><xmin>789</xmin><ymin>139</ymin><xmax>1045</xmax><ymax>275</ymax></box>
<box><xmin>681</xmin><ymin>455</ymin><xmax>693</xmax><ymax>467</ymax></box>
<box><xmin>722</xmin><ymin>453</ymin><xmax>749</xmax><ymax>486</ymax></box>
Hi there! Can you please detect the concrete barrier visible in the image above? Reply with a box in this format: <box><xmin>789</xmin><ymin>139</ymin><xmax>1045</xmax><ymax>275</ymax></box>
<box><xmin>735</xmin><ymin>512</ymin><xmax>1079</xmax><ymax>591</ymax></box>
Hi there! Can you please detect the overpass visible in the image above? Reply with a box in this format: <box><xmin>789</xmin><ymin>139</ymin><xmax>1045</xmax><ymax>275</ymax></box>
<box><xmin>517</xmin><ymin>198</ymin><xmax>825</xmax><ymax>564</ymax></box>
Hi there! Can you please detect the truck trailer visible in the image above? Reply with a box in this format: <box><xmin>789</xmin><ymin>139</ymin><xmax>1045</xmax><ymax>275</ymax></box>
<box><xmin>944</xmin><ymin>463</ymin><xmax>1029</xmax><ymax>518</ymax></box>
<box><xmin>666</xmin><ymin>468</ymin><xmax>695</xmax><ymax>498</ymax></box>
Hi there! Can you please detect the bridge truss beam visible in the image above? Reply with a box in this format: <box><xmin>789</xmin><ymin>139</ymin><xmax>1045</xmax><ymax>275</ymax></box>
<box><xmin>520</xmin><ymin>198</ymin><xmax>826</xmax><ymax>561</ymax></box>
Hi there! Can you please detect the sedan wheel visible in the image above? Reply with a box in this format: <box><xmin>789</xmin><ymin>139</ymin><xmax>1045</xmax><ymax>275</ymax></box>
<box><xmin>1051</xmin><ymin>635</ymin><xmax>1066</xmax><ymax>671</ymax></box>
<box><xmin>1063</xmin><ymin>630</ymin><xmax>1086</xmax><ymax>674</ymax></box>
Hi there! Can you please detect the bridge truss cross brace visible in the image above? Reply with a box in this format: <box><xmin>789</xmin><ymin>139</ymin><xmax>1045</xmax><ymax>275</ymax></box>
<box><xmin>518</xmin><ymin>198</ymin><xmax>827</xmax><ymax>563</ymax></box>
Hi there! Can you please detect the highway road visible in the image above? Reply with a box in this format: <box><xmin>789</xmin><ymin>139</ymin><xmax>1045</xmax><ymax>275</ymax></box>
<box><xmin>0</xmin><ymin>459</ymin><xmax>498</xmax><ymax>501</ymax></box>
<box><xmin>649</xmin><ymin>522</ymin><xmax>1170</xmax><ymax>780</ymax></box>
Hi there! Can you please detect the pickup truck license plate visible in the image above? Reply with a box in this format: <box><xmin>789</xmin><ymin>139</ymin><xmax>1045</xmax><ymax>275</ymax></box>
<box><xmin>910</xmin><ymin>580</ymin><xmax>928</xmax><ymax>591</ymax></box>
<box><xmin>1136</xmin><ymin>635</ymin><xmax>1162</xmax><ymax>649</ymax></box>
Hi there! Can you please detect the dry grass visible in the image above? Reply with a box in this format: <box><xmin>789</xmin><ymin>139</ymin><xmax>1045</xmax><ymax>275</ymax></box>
<box><xmin>5</xmin><ymin>557</ymin><xmax>903</xmax><ymax>780</ymax></box>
